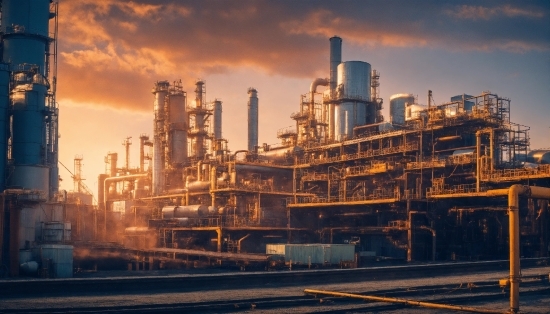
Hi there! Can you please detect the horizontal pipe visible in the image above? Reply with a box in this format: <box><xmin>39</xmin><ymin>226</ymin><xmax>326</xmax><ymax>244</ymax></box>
<box><xmin>304</xmin><ymin>289</ymin><xmax>505</xmax><ymax>314</ymax></box>
<box><xmin>103</xmin><ymin>174</ymin><xmax>148</xmax><ymax>209</ymax></box>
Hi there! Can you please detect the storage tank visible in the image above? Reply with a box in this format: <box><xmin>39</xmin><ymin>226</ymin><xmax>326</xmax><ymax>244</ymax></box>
<box><xmin>389</xmin><ymin>93</ymin><xmax>414</xmax><ymax>125</ymax></box>
<box><xmin>405</xmin><ymin>103</ymin><xmax>427</xmax><ymax>121</ymax></box>
<box><xmin>162</xmin><ymin>205</ymin><xmax>214</xmax><ymax>218</ymax></box>
<box><xmin>527</xmin><ymin>150</ymin><xmax>550</xmax><ymax>164</ymax></box>
<box><xmin>152</xmin><ymin>81</ymin><xmax>169</xmax><ymax>195</ymax></box>
<box><xmin>334</xmin><ymin>61</ymin><xmax>371</xmax><ymax>140</ymax></box>
<box><xmin>167</xmin><ymin>86</ymin><xmax>187</xmax><ymax>166</ymax></box>
<box><xmin>247</xmin><ymin>88</ymin><xmax>258</xmax><ymax>151</ymax></box>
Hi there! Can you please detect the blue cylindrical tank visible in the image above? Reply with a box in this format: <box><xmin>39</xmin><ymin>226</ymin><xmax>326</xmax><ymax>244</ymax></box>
<box><xmin>1</xmin><ymin>0</ymin><xmax>51</xmax><ymax>74</ymax></box>
<box><xmin>0</xmin><ymin>65</ymin><xmax>10</xmax><ymax>191</ymax></box>
<box><xmin>11</xmin><ymin>78</ymin><xmax>48</xmax><ymax>165</ymax></box>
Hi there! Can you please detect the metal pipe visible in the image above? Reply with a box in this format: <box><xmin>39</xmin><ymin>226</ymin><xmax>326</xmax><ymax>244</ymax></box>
<box><xmin>237</xmin><ymin>234</ymin><xmax>251</xmax><ymax>253</ymax></box>
<box><xmin>476</xmin><ymin>131</ymin><xmax>481</xmax><ymax>192</ymax></box>
<box><xmin>103</xmin><ymin>174</ymin><xmax>148</xmax><ymax>211</ymax></box>
<box><xmin>304</xmin><ymin>289</ymin><xmax>505</xmax><ymax>314</ymax></box>
<box><xmin>490</xmin><ymin>129</ymin><xmax>494</xmax><ymax>171</ymax></box>
<box><xmin>486</xmin><ymin>185</ymin><xmax>550</xmax><ymax>313</ymax></box>
<box><xmin>419</xmin><ymin>225</ymin><xmax>436</xmax><ymax>262</ymax></box>
<box><xmin>310</xmin><ymin>78</ymin><xmax>329</xmax><ymax>118</ymax></box>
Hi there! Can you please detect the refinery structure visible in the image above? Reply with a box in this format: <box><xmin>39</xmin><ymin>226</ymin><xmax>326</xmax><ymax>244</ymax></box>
<box><xmin>92</xmin><ymin>33</ymin><xmax>550</xmax><ymax>267</ymax></box>
<box><xmin>0</xmin><ymin>0</ymin><xmax>550</xmax><ymax>295</ymax></box>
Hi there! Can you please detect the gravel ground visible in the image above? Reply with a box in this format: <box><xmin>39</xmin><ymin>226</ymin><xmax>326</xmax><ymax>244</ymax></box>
<box><xmin>1</xmin><ymin>266</ymin><xmax>549</xmax><ymax>313</ymax></box>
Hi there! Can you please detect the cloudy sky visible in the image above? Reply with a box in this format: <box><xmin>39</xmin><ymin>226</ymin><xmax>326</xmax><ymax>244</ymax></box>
<box><xmin>55</xmin><ymin>0</ymin><xmax>550</xmax><ymax>194</ymax></box>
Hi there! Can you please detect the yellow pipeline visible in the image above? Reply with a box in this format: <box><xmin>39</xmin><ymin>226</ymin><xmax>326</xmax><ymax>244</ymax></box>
<box><xmin>304</xmin><ymin>289</ymin><xmax>505</xmax><ymax>314</ymax></box>
<box><xmin>486</xmin><ymin>185</ymin><xmax>550</xmax><ymax>313</ymax></box>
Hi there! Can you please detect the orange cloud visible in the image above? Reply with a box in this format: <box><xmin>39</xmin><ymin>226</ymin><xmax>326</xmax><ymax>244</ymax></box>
<box><xmin>54</xmin><ymin>0</ymin><xmax>549</xmax><ymax>114</ymax></box>
<box><xmin>446</xmin><ymin>4</ymin><xmax>545</xmax><ymax>20</ymax></box>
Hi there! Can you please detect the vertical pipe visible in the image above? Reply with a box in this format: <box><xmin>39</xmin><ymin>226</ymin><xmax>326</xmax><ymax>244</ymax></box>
<box><xmin>476</xmin><ymin>131</ymin><xmax>481</xmax><ymax>192</ymax></box>
<box><xmin>490</xmin><ymin>129</ymin><xmax>494</xmax><ymax>171</ymax></box>
<box><xmin>139</xmin><ymin>135</ymin><xmax>148</xmax><ymax>172</ymax></box>
<box><xmin>247</xmin><ymin>88</ymin><xmax>258</xmax><ymax>151</ymax></box>
<box><xmin>508</xmin><ymin>185</ymin><xmax>523</xmax><ymax>314</ymax></box>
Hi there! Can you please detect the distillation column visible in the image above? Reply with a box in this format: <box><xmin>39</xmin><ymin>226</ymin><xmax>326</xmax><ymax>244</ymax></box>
<box><xmin>247</xmin><ymin>88</ymin><xmax>258</xmax><ymax>151</ymax></box>
<box><xmin>211</xmin><ymin>99</ymin><xmax>223</xmax><ymax>156</ymax></box>
<box><xmin>2</xmin><ymin>0</ymin><xmax>56</xmax><ymax>196</ymax></box>
<box><xmin>167</xmin><ymin>82</ymin><xmax>187</xmax><ymax>167</ymax></box>
<box><xmin>152</xmin><ymin>81</ymin><xmax>169</xmax><ymax>195</ymax></box>
<box><xmin>187</xmin><ymin>80</ymin><xmax>210</xmax><ymax>159</ymax></box>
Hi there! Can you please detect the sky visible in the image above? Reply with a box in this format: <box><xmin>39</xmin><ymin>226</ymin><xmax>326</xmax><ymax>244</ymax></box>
<box><xmin>55</xmin><ymin>0</ymin><xmax>550</xmax><ymax>196</ymax></box>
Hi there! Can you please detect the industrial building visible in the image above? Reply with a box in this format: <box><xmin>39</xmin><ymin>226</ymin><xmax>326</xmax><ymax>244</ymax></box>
<box><xmin>0</xmin><ymin>0</ymin><xmax>549</xmax><ymax>290</ymax></box>
<box><xmin>94</xmin><ymin>34</ymin><xmax>550</xmax><ymax>267</ymax></box>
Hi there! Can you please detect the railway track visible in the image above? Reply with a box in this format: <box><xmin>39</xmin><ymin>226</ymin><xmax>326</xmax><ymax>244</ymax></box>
<box><xmin>0</xmin><ymin>258</ymin><xmax>548</xmax><ymax>297</ymax></box>
<box><xmin>1</xmin><ymin>260</ymin><xmax>548</xmax><ymax>313</ymax></box>
<box><xmin>1</xmin><ymin>278</ymin><xmax>548</xmax><ymax>313</ymax></box>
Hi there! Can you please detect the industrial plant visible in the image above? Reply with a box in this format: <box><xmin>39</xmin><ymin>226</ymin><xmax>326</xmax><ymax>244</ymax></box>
<box><xmin>1</xmin><ymin>0</ymin><xmax>549</xmax><ymax>296</ymax></box>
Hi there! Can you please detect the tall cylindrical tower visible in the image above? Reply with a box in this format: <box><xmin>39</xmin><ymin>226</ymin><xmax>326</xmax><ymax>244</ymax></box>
<box><xmin>0</xmin><ymin>65</ymin><xmax>9</xmax><ymax>192</ymax></box>
<box><xmin>1</xmin><ymin>0</ymin><xmax>50</xmax><ymax>75</ymax></box>
<box><xmin>152</xmin><ymin>81</ymin><xmax>169</xmax><ymax>195</ymax></box>
<box><xmin>329</xmin><ymin>36</ymin><xmax>342</xmax><ymax>97</ymax></box>
<box><xmin>247</xmin><ymin>88</ymin><xmax>258</xmax><ymax>151</ymax></box>
<box><xmin>328</xmin><ymin>36</ymin><xmax>342</xmax><ymax>141</ymax></box>
<box><xmin>167</xmin><ymin>82</ymin><xmax>187</xmax><ymax>166</ymax></box>
<box><xmin>2</xmin><ymin>0</ymin><xmax>56</xmax><ymax>196</ymax></box>
<box><xmin>213</xmin><ymin>100</ymin><xmax>222</xmax><ymax>140</ymax></box>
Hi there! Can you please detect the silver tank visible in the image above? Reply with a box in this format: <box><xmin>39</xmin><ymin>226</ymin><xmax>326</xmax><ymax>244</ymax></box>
<box><xmin>527</xmin><ymin>150</ymin><xmax>550</xmax><ymax>164</ymax></box>
<box><xmin>247</xmin><ymin>88</ymin><xmax>258</xmax><ymax>151</ymax></box>
<box><xmin>162</xmin><ymin>205</ymin><xmax>214</xmax><ymax>219</ymax></box>
<box><xmin>334</xmin><ymin>61</ymin><xmax>371</xmax><ymax>140</ymax></box>
<box><xmin>389</xmin><ymin>93</ymin><xmax>414</xmax><ymax>125</ymax></box>
<box><xmin>167</xmin><ymin>88</ymin><xmax>187</xmax><ymax>165</ymax></box>
<box><xmin>337</xmin><ymin>61</ymin><xmax>371</xmax><ymax>100</ymax></box>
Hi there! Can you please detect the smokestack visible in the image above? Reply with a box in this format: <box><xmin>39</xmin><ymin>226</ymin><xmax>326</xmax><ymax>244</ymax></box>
<box><xmin>329</xmin><ymin>36</ymin><xmax>342</xmax><ymax>97</ymax></box>
<box><xmin>247</xmin><ymin>88</ymin><xmax>258</xmax><ymax>152</ymax></box>
<box><xmin>213</xmin><ymin>100</ymin><xmax>222</xmax><ymax>140</ymax></box>
<box><xmin>329</xmin><ymin>36</ymin><xmax>342</xmax><ymax>141</ymax></box>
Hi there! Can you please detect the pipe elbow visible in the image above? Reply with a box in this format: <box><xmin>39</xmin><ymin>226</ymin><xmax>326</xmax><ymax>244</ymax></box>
<box><xmin>310</xmin><ymin>78</ymin><xmax>329</xmax><ymax>94</ymax></box>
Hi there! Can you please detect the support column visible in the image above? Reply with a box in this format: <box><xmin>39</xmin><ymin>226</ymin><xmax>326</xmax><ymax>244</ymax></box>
<box><xmin>9</xmin><ymin>202</ymin><xmax>19</xmax><ymax>277</ymax></box>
